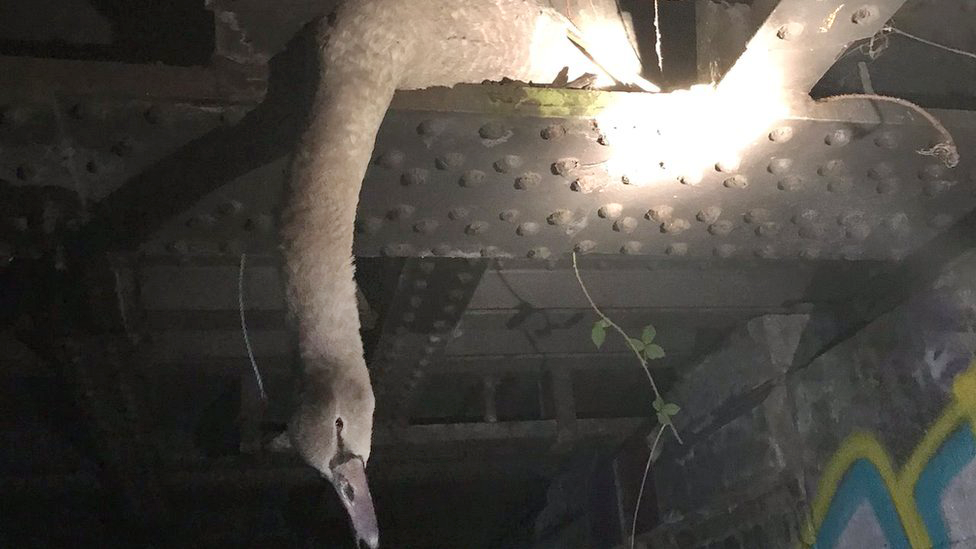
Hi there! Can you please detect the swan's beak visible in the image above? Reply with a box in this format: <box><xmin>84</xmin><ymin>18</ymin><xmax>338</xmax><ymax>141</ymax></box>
<box><xmin>330</xmin><ymin>456</ymin><xmax>379</xmax><ymax>548</ymax></box>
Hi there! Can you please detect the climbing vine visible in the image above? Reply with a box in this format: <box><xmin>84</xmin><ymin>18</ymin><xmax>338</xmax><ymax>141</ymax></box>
<box><xmin>572</xmin><ymin>252</ymin><xmax>681</xmax><ymax>548</ymax></box>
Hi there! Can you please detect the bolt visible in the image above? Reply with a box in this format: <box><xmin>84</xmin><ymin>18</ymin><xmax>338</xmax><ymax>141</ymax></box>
<box><xmin>435</xmin><ymin>152</ymin><xmax>465</xmax><ymax>171</ymax></box>
<box><xmin>851</xmin><ymin>5</ymin><xmax>879</xmax><ymax>25</ymax></box>
<box><xmin>465</xmin><ymin>221</ymin><xmax>489</xmax><ymax>235</ymax></box>
<box><xmin>551</xmin><ymin>158</ymin><xmax>580</xmax><ymax>177</ymax></box>
<box><xmin>514</xmin><ymin>172</ymin><xmax>542</xmax><ymax>190</ymax></box>
<box><xmin>666</xmin><ymin>243</ymin><xmax>688</xmax><ymax>256</ymax></box>
<box><xmin>874</xmin><ymin>132</ymin><xmax>898</xmax><ymax>149</ymax></box>
<box><xmin>723</xmin><ymin>175</ymin><xmax>749</xmax><ymax>189</ymax></box>
<box><xmin>499</xmin><ymin>209</ymin><xmax>519</xmax><ymax>223</ymax></box>
<box><xmin>708</xmin><ymin>220</ymin><xmax>734</xmax><ymax>236</ymax></box>
<box><xmin>715</xmin><ymin>156</ymin><xmax>741</xmax><ymax>173</ymax></box>
<box><xmin>387</xmin><ymin>204</ymin><xmax>416</xmax><ymax>220</ymax></box>
<box><xmin>613</xmin><ymin>217</ymin><xmax>638</xmax><ymax>233</ymax></box>
<box><xmin>778</xmin><ymin>176</ymin><xmax>802</xmax><ymax>191</ymax></box>
<box><xmin>646</xmin><ymin>205</ymin><xmax>674</xmax><ymax>223</ymax></box>
<box><xmin>494</xmin><ymin>155</ymin><xmax>523</xmax><ymax>173</ymax></box>
<box><xmin>819</xmin><ymin>160</ymin><xmax>847</xmax><ymax>177</ymax></box>
<box><xmin>541</xmin><ymin>124</ymin><xmax>567</xmax><ymax>140</ymax></box>
<box><xmin>599</xmin><ymin>203</ymin><xmax>624</xmax><ymax>220</ymax></box>
<box><xmin>769</xmin><ymin>126</ymin><xmax>795</xmax><ymax>143</ymax></box>
<box><xmin>448</xmin><ymin>207</ymin><xmax>470</xmax><ymax>221</ymax></box>
<box><xmin>697</xmin><ymin>206</ymin><xmax>722</xmax><ymax>224</ymax></box>
<box><xmin>458</xmin><ymin>169</ymin><xmax>485</xmax><ymax>188</ymax></box>
<box><xmin>377</xmin><ymin>150</ymin><xmax>405</xmax><ymax>169</ymax></box>
<box><xmin>527</xmin><ymin>247</ymin><xmax>551</xmax><ymax>259</ymax></box>
<box><xmin>825</xmin><ymin>129</ymin><xmax>852</xmax><ymax>147</ymax></box>
<box><xmin>768</xmin><ymin>158</ymin><xmax>793</xmax><ymax>175</ymax></box>
<box><xmin>744</xmin><ymin>209</ymin><xmax>770</xmax><ymax>224</ymax></box>
<box><xmin>479</xmin><ymin>121</ymin><xmax>508</xmax><ymax>140</ymax></box>
<box><xmin>574</xmin><ymin>240</ymin><xmax>597</xmax><ymax>253</ymax></box>
<box><xmin>660</xmin><ymin>218</ymin><xmax>690</xmax><ymax>234</ymax></box>
<box><xmin>547</xmin><ymin>209</ymin><xmax>574</xmax><ymax>226</ymax></box>
<box><xmin>401</xmin><ymin>168</ymin><xmax>428</xmax><ymax>186</ymax></box>
<box><xmin>776</xmin><ymin>22</ymin><xmax>804</xmax><ymax>40</ymax></box>
<box><xmin>620</xmin><ymin>241</ymin><xmax>642</xmax><ymax>255</ymax></box>
<box><xmin>756</xmin><ymin>222</ymin><xmax>781</xmax><ymax>237</ymax></box>
<box><xmin>678</xmin><ymin>172</ymin><xmax>702</xmax><ymax>186</ymax></box>
<box><xmin>517</xmin><ymin>222</ymin><xmax>540</xmax><ymax>236</ymax></box>
<box><xmin>413</xmin><ymin>219</ymin><xmax>439</xmax><ymax>234</ymax></box>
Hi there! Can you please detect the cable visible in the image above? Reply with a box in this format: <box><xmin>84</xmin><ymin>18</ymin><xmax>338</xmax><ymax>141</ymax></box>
<box><xmin>239</xmin><ymin>253</ymin><xmax>268</xmax><ymax>402</ymax></box>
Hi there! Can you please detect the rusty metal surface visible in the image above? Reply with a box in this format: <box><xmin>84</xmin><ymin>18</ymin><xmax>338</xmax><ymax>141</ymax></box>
<box><xmin>141</xmin><ymin>92</ymin><xmax>976</xmax><ymax>263</ymax></box>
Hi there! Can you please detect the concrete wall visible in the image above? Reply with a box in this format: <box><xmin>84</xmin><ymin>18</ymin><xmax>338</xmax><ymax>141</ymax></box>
<box><xmin>642</xmin><ymin>252</ymin><xmax>976</xmax><ymax>548</ymax></box>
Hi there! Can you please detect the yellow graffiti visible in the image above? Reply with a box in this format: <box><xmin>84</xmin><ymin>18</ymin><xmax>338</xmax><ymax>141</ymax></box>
<box><xmin>806</xmin><ymin>360</ymin><xmax>976</xmax><ymax>548</ymax></box>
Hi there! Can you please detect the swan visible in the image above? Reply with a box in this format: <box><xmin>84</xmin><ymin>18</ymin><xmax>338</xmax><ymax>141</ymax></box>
<box><xmin>281</xmin><ymin>1</ymin><xmax>644</xmax><ymax>545</ymax></box>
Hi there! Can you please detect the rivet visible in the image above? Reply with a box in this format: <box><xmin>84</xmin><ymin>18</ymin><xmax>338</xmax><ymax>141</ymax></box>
<box><xmin>382</xmin><ymin>243</ymin><xmax>415</xmax><ymax>256</ymax></box>
<box><xmin>929</xmin><ymin>214</ymin><xmax>954</xmax><ymax>229</ymax></box>
<box><xmin>799</xmin><ymin>224</ymin><xmax>826</xmax><ymax>240</ymax></box>
<box><xmin>837</xmin><ymin>211</ymin><xmax>865</xmax><ymax>227</ymax></box>
<box><xmin>432</xmin><ymin>244</ymin><xmax>453</xmax><ymax>256</ymax></box>
<box><xmin>660</xmin><ymin>218</ymin><xmax>690</xmax><ymax>234</ymax></box>
<box><xmin>448</xmin><ymin>207</ymin><xmax>470</xmax><ymax>221</ymax></box>
<box><xmin>924</xmin><ymin>180</ymin><xmax>955</xmax><ymax>197</ymax></box>
<box><xmin>414</xmin><ymin>219</ymin><xmax>439</xmax><ymax>234</ymax></box>
<box><xmin>755</xmin><ymin>245</ymin><xmax>778</xmax><ymax>259</ymax></box>
<box><xmin>599</xmin><ymin>203</ymin><xmax>624</xmax><ymax>219</ymax></box>
<box><xmin>417</xmin><ymin>119</ymin><xmax>447</xmax><ymax>136</ymax></box>
<box><xmin>443</xmin><ymin>304</ymin><xmax>458</xmax><ymax>315</ymax></box>
<box><xmin>552</xmin><ymin>158</ymin><xmax>580</xmax><ymax>177</ymax></box>
<box><xmin>527</xmin><ymin>247</ymin><xmax>551</xmax><ymax>259</ymax></box>
<box><xmin>755</xmin><ymin>222</ymin><xmax>781</xmax><ymax>237</ymax></box>
<box><xmin>448</xmin><ymin>289</ymin><xmax>465</xmax><ymax>301</ymax></box>
<box><xmin>793</xmin><ymin>209</ymin><xmax>819</xmax><ymax>225</ymax></box>
<box><xmin>480</xmin><ymin>246</ymin><xmax>507</xmax><ymax>258</ymax></box>
<box><xmin>886</xmin><ymin>213</ymin><xmax>911</xmax><ymax>236</ymax></box>
<box><xmin>357</xmin><ymin>216</ymin><xmax>383</xmax><ymax>234</ymax></box>
<box><xmin>597</xmin><ymin>133</ymin><xmax>610</xmax><ymax>146</ymax></box>
<box><xmin>715</xmin><ymin>157</ymin><xmax>741</xmax><ymax>173</ymax></box>
<box><xmin>768</xmin><ymin>158</ymin><xmax>793</xmax><ymax>175</ymax></box>
<box><xmin>459</xmin><ymin>169</ymin><xmax>486</xmax><ymax>187</ymax></box>
<box><xmin>851</xmin><ymin>5</ymin><xmax>879</xmax><ymax>25</ymax></box>
<box><xmin>547</xmin><ymin>209</ymin><xmax>574</xmax><ymax>226</ymax></box>
<box><xmin>541</xmin><ymin>124</ymin><xmax>567</xmax><ymax>140</ymax></box>
<box><xmin>876</xmin><ymin>178</ymin><xmax>899</xmax><ymax>194</ymax></box>
<box><xmin>776</xmin><ymin>22</ymin><xmax>804</xmax><ymax>40</ymax></box>
<box><xmin>666</xmin><ymin>243</ymin><xmax>688</xmax><ymax>256</ymax></box>
<box><xmin>778</xmin><ymin>176</ymin><xmax>802</xmax><ymax>191</ymax></box>
<box><xmin>874</xmin><ymin>131</ymin><xmax>898</xmax><ymax>149</ymax></box>
<box><xmin>819</xmin><ymin>160</ymin><xmax>847</xmax><ymax>177</ymax></box>
<box><xmin>499</xmin><ymin>209</ymin><xmax>519</xmax><ymax>223</ymax></box>
<box><xmin>825</xmin><ymin>129</ymin><xmax>852</xmax><ymax>147</ymax></box>
<box><xmin>613</xmin><ymin>217</ymin><xmax>638</xmax><ymax>233</ymax></box>
<box><xmin>574</xmin><ymin>240</ymin><xmax>597</xmax><ymax>253</ymax></box>
<box><xmin>679</xmin><ymin>173</ymin><xmax>702</xmax><ymax>186</ymax></box>
<box><xmin>515</xmin><ymin>172</ymin><xmax>542</xmax><ymax>190</ymax></box>
<box><xmin>387</xmin><ymin>204</ymin><xmax>416</xmax><ymax>220</ymax></box>
<box><xmin>646</xmin><ymin>205</ymin><xmax>674</xmax><ymax>223</ymax></box>
<box><xmin>479</xmin><ymin>121</ymin><xmax>508</xmax><ymax>140</ymax></box>
<box><xmin>621</xmin><ymin>241</ymin><xmax>642</xmax><ymax>255</ymax></box>
<box><xmin>868</xmin><ymin>162</ymin><xmax>894</xmax><ymax>179</ymax></box>
<box><xmin>799</xmin><ymin>247</ymin><xmax>821</xmax><ymax>260</ymax></box>
<box><xmin>414</xmin><ymin>279</ymin><xmax>428</xmax><ymax>290</ymax></box>
<box><xmin>402</xmin><ymin>312</ymin><xmax>415</xmax><ymax>323</ymax></box>
<box><xmin>828</xmin><ymin>177</ymin><xmax>853</xmax><ymax>193</ymax></box>
<box><xmin>517</xmin><ymin>222</ymin><xmax>540</xmax><ymax>236</ymax></box>
<box><xmin>714</xmin><ymin>244</ymin><xmax>736</xmax><ymax>258</ymax></box>
<box><xmin>697</xmin><ymin>206</ymin><xmax>722</xmax><ymax>224</ymax></box>
<box><xmin>377</xmin><ymin>150</ymin><xmax>405</xmax><ymax>169</ymax></box>
<box><xmin>401</xmin><ymin>168</ymin><xmax>428</xmax><ymax>186</ymax></box>
<box><xmin>571</xmin><ymin>173</ymin><xmax>608</xmax><ymax>193</ymax></box>
<box><xmin>465</xmin><ymin>221</ymin><xmax>490</xmax><ymax>235</ymax></box>
<box><xmin>494</xmin><ymin>155</ymin><xmax>524</xmax><ymax>173</ymax></box>
<box><xmin>433</xmin><ymin>320</ymin><xmax>449</xmax><ymax>331</ymax></box>
<box><xmin>457</xmin><ymin>272</ymin><xmax>474</xmax><ymax>284</ymax></box>
<box><xmin>409</xmin><ymin>296</ymin><xmax>423</xmax><ymax>309</ymax></box>
<box><xmin>769</xmin><ymin>126</ymin><xmax>794</xmax><ymax>143</ymax></box>
<box><xmin>723</xmin><ymin>175</ymin><xmax>749</xmax><ymax>189</ymax></box>
<box><xmin>744</xmin><ymin>209</ymin><xmax>769</xmax><ymax>224</ymax></box>
<box><xmin>435</xmin><ymin>152</ymin><xmax>465</xmax><ymax>171</ymax></box>
<box><xmin>708</xmin><ymin>220</ymin><xmax>734</xmax><ymax>236</ymax></box>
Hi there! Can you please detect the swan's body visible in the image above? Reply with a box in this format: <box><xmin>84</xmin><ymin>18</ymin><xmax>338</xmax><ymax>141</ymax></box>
<box><xmin>281</xmin><ymin>1</ymin><xmax>624</xmax><ymax>545</ymax></box>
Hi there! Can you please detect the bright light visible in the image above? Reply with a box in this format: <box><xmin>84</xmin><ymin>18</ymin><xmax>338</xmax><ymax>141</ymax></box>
<box><xmin>594</xmin><ymin>47</ymin><xmax>789</xmax><ymax>186</ymax></box>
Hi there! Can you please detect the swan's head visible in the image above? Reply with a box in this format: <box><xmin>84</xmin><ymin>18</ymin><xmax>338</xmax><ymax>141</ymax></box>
<box><xmin>290</xmin><ymin>364</ymin><xmax>378</xmax><ymax>548</ymax></box>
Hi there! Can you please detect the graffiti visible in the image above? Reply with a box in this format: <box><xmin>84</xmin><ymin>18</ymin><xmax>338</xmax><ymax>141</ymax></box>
<box><xmin>808</xmin><ymin>361</ymin><xmax>976</xmax><ymax>548</ymax></box>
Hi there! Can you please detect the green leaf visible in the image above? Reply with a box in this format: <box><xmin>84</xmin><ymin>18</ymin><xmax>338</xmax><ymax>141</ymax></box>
<box><xmin>644</xmin><ymin>344</ymin><xmax>666</xmax><ymax>360</ymax></box>
<box><xmin>656</xmin><ymin>412</ymin><xmax>671</xmax><ymax>426</ymax></box>
<box><xmin>591</xmin><ymin>322</ymin><xmax>606</xmax><ymax>348</ymax></box>
<box><xmin>662</xmin><ymin>403</ymin><xmax>680</xmax><ymax>416</ymax></box>
<box><xmin>629</xmin><ymin>338</ymin><xmax>645</xmax><ymax>352</ymax></box>
<box><xmin>641</xmin><ymin>325</ymin><xmax>657</xmax><ymax>344</ymax></box>
<box><xmin>598</xmin><ymin>318</ymin><xmax>611</xmax><ymax>329</ymax></box>
<box><xmin>653</xmin><ymin>396</ymin><xmax>665</xmax><ymax>411</ymax></box>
